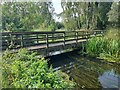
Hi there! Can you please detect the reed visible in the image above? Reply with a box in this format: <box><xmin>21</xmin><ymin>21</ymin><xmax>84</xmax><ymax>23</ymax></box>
<box><xmin>86</xmin><ymin>29</ymin><xmax>120</xmax><ymax>62</ymax></box>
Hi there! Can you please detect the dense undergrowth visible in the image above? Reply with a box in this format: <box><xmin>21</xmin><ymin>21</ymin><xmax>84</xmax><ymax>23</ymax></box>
<box><xmin>86</xmin><ymin>29</ymin><xmax>120</xmax><ymax>63</ymax></box>
<box><xmin>1</xmin><ymin>49</ymin><xmax>75</xmax><ymax>88</ymax></box>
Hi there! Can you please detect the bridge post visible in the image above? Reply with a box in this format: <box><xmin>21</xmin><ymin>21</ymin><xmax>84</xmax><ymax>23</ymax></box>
<box><xmin>36</xmin><ymin>34</ymin><xmax>39</xmax><ymax>44</ymax></box>
<box><xmin>63</xmin><ymin>32</ymin><xmax>65</xmax><ymax>46</ymax></box>
<box><xmin>94</xmin><ymin>31</ymin><xmax>96</xmax><ymax>36</ymax></box>
<box><xmin>9</xmin><ymin>33</ymin><xmax>13</xmax><ymax>48</ymax></box>
<box><xmin>86</xmin><ymin>31</ymin><xmax>88</xmax><ymax>38</ymax></box>
<box><xmin>76</xmin><ymin>31</ymin><xmax>78</xmax><ymax>44</ymax></box>
<box><xmin>82</xmin><ymin>31</ymin><xmax>85</xmax><ymax>38</ymax></box>
<box><xmin>52</xmin><ymin>33</ymin><xmax>54</xmax><ymax>42</ymax></box>
<box><xmin>21</xmin><ymin>34</ymin><xmax>24</xmax><ymax>47</ymax></box>
<box><xmin>87</xmin><ymin>31</ymin><xmax>89</xmax><ymax>38</ymax></box>
<box><xmin>46</xmin><ymin>34</ymin><xmax>49</xmax><ymax>48</ymax></box>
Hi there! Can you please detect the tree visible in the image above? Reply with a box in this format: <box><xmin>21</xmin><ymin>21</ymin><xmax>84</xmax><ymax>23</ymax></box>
<box><xmin>61</xmin><ymin>2</ymin><xmax>77</xmax><ymax>30</ymax></box>
<box><xmin>96</xmin><ymin>2</ymin><xmax>112</xmax><ymax>29</ymax></box>
<box><xmin>2</xmin><ymin>1</ymin><xmax>56</xmax><ymax>32</ymax></box>
<box><xmin>107</xmin><ymin>2</ymin><xmax>120</xmax><ymax>28</ymax></box>
<box><xmin>60</xmin><ymin>2</ymin><xmax>112</xmax><ymax>30</ymax></box>
<box><xmin>40</xmin><ymin>2</ymin><xmax>56</xmax><ymax>31</ymax></box>
<box><xmin>55</xmin><ymin>22</ymin><xmax>64</xmax><ymax>29</ymax></box>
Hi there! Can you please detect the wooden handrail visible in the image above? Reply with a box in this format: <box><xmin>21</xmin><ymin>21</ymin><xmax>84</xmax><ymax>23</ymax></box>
<box><xmin>1</xmin><ymin>30</ymin><xmax>104</xmax><ymax>35</ymax></box>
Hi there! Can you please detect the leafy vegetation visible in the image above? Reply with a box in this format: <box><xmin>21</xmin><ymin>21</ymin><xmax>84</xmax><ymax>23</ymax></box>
<box><xmin>107</xmin><ymin>2</ymin><xmax>120</xmax><ymax>28</ymax></box>
<box><xmin>1</xmin><ymin>1</ymin><xmax>120</xmax><ymax>89</ymax></box>
<box><xmin>61</xmin><ymin>2</ymin><xmax>112</xmax><ymax>30</ymax></box>
<box><xmin>1</xmin><ymin>49</ymin><xmax>75</xmax><ymax>88</ymax></box>
<box><xmin>2</xmin><ymin>2</ymin><xmax>120</xmax><ymax>32</ymax></box>
<box><xmin>2</xmin><ymin>2</ymin><xmax>56</xmax><ymax>32</ymax></box>
<box><xmin>86</xmin><ymin>29</ymin><xmax>120</xmax><ymax>62</ymax></box>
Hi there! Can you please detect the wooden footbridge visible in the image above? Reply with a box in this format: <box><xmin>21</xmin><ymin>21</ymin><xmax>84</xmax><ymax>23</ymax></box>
<box><xmin>2</xmin><ymin>30</ymin><xmax>104</xmax><ymax>56</ymax></box>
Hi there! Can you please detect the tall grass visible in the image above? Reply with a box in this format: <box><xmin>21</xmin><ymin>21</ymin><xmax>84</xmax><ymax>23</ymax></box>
<box><xmin>86</xmin><ymin>29</ymin><xmax>120</xmax><ymax>62</ymax></box>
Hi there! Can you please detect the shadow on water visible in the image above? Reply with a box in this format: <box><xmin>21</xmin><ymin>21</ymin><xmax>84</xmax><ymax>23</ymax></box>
<box><xmin>46</xmin><ymin>50</ymin><xmax>120</xmax><ymax>89</ymax></box>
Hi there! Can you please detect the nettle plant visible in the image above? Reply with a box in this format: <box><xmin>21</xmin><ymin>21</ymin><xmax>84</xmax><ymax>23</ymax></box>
<box><xmin>2</xmin><ymin>49</ymin><xmax>75</xmax><ymax>88</ymax></box>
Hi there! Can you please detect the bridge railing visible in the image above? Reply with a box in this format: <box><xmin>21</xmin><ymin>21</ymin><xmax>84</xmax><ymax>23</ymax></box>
<box><xmin>1</xmin><ymin>30</ymin><xmax>104</xmax><ymax>50</ymax></box>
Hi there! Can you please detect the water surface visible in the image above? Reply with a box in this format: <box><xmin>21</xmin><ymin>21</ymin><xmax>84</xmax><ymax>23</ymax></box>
<box><xmin>48</xmin><ymin>50</ymin><xmax>120</xmax><ymax>89</ymax></box>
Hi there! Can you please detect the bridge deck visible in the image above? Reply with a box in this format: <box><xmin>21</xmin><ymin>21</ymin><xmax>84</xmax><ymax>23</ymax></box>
<box><xmin>26</xmin><ymin>39</ymin><xmax>87</xmax><ymax>50</ymax></box>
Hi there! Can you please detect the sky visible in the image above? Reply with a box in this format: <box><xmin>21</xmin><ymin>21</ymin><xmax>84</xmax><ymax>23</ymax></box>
<box><xmin>52</xmin><ymin>0</ymin><xmax>63</xmax><ymax>22</ymax></box>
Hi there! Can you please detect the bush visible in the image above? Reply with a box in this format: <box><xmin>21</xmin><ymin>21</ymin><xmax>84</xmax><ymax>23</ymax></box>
<box><xmin>86</xmin><ymin>29</ymin><xmax>120</xmax><ymax>62</ymax></box>
<box><xmin>1</xmin><ymin>49</ymin><xmax>75</xmax><ymax>88</ymax></box>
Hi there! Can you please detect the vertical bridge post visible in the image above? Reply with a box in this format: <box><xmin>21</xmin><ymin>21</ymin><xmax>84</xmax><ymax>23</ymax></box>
<box><xmin>9</xmin><ymin>33</ymin><xmax>13</xmax><ymax>48</ymax></box>
<box><xmin>76</xmin><ymin>31</ymin><xmax>78</xmax><ymax>44</ymax></box>
<box><xmin>36</xmin><ymin>34</ymin><xmax>39</xmax><ymax>44</ymax></box>
<box><xmin>46</xmin><ymin>34</ymin><xmax>49</xmax><ymax>48</ymax></box>
<box><xmin>63</xmin><ymin>32</ymin><xmax>65</xmax><ymax>46</ymax></box>
<box><xmin>21</xmin><ymin>34</ymin><xmax>23</xmax><ymax>47</ymax></box>
<box><xmin>52</xmin><ymin>33</ymin><xmax>54</xmax><ymax>42</ymax></box>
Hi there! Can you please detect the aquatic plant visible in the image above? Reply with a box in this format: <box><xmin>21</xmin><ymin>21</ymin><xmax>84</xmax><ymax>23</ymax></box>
<box><xmin>86</xmin><ymin>29</ymin><xmax>120</xmax><ymax>62</ymax></box>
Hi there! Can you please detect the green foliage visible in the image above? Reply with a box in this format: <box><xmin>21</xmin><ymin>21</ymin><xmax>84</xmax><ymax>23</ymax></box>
<box><xmin>97</xmin><ymin>2</ymin><xmax>112</xmax><ymax>29</ymax></box>
<box><xmin>1</xmin><ymin>49</ymin><xmax>75</xmax><ymax>88</ymax></box>
<box><xmin>55</xmin><ymin>22</ymin><xmax>64</xmax><ymax>30</ymax></box>
<box><xmin>2</xmin><ymin>2</ymin><xmax>56</xmax><ymax>32</ymax></box>
<box><xmin>86</xmin><ymin>29</ymin><xmax>120</xmax><ymax>62</ymax></box>
<box><xmin>107</xmin><ymin>2</ymin><xmax>120</xmax><ymax>27</ymax></box>
<box><xmin>61</xmin><ymin>2</ymin><xmax>112</xmax><ymax>30</ymax></box>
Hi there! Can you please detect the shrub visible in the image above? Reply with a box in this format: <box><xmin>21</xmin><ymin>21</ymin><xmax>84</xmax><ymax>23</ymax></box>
<box><xmin>1</xmin><ymin>49</ymin><xmax>75</xmax><ymax>88</ymax></box>
<box><xmin>104</xmin><ymin>28</ymin><xmax>120</xmax><ymax>41</ymax></box>
<box><xmin>86</xmin><ymin>29</ymin><xmax>120</xmax><ymax>62</ymax></box>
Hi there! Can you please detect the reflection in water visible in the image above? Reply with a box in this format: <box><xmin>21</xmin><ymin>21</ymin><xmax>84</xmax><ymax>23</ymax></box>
<box><xmin>98</xmin><ymin>69</ymin><xmax>120</xmax><ymax>88</ymax></box>
<box><xmin>48</xmin><ymin>50</ymin><xmax>120</xmax><ymax>88</ymax></box>
<box><xmin>49</xmin><ymin>51</ymin><xmax>64</xmax><ymax>56</ymax></box>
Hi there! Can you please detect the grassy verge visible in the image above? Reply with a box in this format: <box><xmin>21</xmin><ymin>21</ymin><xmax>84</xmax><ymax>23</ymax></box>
<box><xmin>85</xmin><ymin>28</ymin><xmax>120</xmax><ymax>63</ymax></box>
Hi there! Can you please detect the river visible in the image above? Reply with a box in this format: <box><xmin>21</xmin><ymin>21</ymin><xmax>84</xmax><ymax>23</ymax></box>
<box><xmin>47</xmin><ymin>50</ymin><xmax>120</xmax><ymax>89</ymax></box>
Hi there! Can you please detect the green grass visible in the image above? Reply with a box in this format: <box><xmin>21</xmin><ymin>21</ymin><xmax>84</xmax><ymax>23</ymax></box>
<box><xmin>86</xmin><ymin>28</ymin><xmax>120</xmax><ymax>63</ymax></box>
